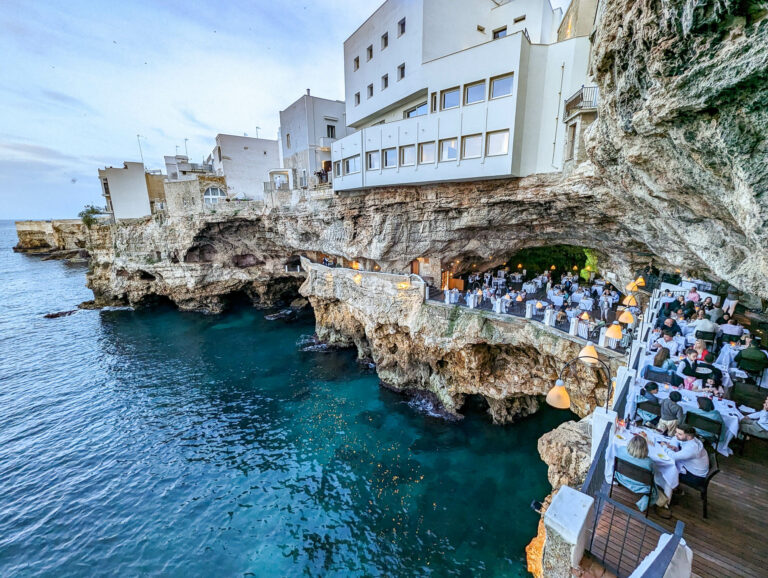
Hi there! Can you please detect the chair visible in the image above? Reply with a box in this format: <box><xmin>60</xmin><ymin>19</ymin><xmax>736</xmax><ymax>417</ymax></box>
<box><xmin>643</xmin><ymin>365</ymin><xmax>675</xmax><ymax>385</ymax></box>
<box><xmin>678</xmin><ymin>451</ymin><xmax>720</xmax><ymax>518</ymax></box>
<box><xmin>683</xmin><ymin>413</ymin><xmax>723</xmax><ymax>453</ymax></box>
<box><xmin>736</xmin><ymin>357</ymin><xmax>768</xmax><ymax>387</ymax></box>
<box><xmin>610</xmin><ymin>456</ymin><xmax>655</xmax><ymax>517</ymax></box>
<box><xmin>636</xmin><ymin>401</ymin><xmax>661</xmax><ymax>423</ymax></box>
<box><xmin>695</xmin><ymin>330</ymin><xmax>717</xmax><ymax>350</ymax></box>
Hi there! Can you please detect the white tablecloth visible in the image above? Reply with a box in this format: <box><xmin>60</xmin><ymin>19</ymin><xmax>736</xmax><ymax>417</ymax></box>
<box><xmin>570</xmin><ymin>292</ymin><xmax>584</xmax><ymax>303</ymax></box>
<box><xmin>522</xmin><ymin>282</ymin><xmax>537</xmax><ymax>293</ymax></box>
<box><xmin>579</xmin><ymin>298</ymin><xmax>594</xmax><ymax>311</ymax></box>
<box><xmin>716</xmin><ymin>343</ymin><xmax>744</xmax><ymax>367</ymax></box>
<box><xmin>510</xmin><ymin>273</ymin><xmax>523</xmax><ymax>282</ymax></box>
<box><xmin>605</xmin><ymin>426</ymin><xmax>679</xmax><ymax>498</ymax></box>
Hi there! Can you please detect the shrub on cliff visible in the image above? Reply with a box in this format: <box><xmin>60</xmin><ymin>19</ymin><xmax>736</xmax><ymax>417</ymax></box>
<box><xmin>78</xmin><ymin>205</ymin><xmax>103</xmax><ymax>229</ymax></box>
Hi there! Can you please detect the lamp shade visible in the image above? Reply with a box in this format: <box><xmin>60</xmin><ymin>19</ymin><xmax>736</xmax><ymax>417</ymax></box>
<box><xmin>635</xmin><ymin>276</ymin><xmax>646</xmax><ymax>287</ymax></box>
<box><xmin>622</xmin><ymin>295</ymin><xmax>638</xmax><ymax>307</ymax></box>
<box><xmin>625</xmin><ymin>281</ymin><xmax>639</xmax><ymax>292</ymax></box>
<box><xmin>606</xmin><ymin>323</ymin><xmax>623</xmax><ymax>340</ymax></box>
<box><xmin>573</xmin><ymin>266</ymin><xmax>578</xmax><ymax>271</ymax></box>
<box><xmin>618</xmin><ymin>310</ymin><xmax>635</xmax><ymax>324</ymax></box>
<box><xmin>580</xmin><ymin>312</ymin><xmax>590</xmax><ymax>321</ymax></box>
<box><xmin>517</xmin><ymin>263</ymin><xmax>523</xmax><ymax>269</ymax></box>
<box><xmin>579</xmin><ymin>344</ymin><xmax>599</xmax><ymax>365</ymax></box>
<box><xmin>516</xmin><ymin>295</ymin><xmax>523</xmax><ymax>302</ymax></box>
<box><xmin>550</xmin><ymin>265</ymin><xmax>556</xmax><ymax>270</ymax></box>
<box><xmin>546</xmin><ymin>380</ymin><xmax>571</xmax><ymax>409</ymax></box>
<box><xmin>586</xmin><ymin>265</ymin><xmax>592</xmax><ymax>271</ymax></box>
<box><xmin>536</xmin><ymin>301</ymin><xmax>543</xmax><ymax>309</ymax></box>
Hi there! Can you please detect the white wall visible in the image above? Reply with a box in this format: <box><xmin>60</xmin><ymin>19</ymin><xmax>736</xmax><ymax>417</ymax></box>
<box><xmin>213</xmin><ymin>134</ymin><xmax>279</xmax><ymax>200</ymax></box>
<box><xmin>98</xmin><ymin>162</ymin><xmax>151</xmax><ymax>220</ymax></box>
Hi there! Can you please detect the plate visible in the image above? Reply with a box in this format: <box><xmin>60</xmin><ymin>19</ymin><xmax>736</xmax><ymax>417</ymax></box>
<box><xmin>615</xmin><ymin>434</ymin><xmax>625</xmax><ymax>441</ymax></box>
<box><xmin>656</xmin><ymin>453</ymin><xmax>671</xmax><ymax>461</ymax></box>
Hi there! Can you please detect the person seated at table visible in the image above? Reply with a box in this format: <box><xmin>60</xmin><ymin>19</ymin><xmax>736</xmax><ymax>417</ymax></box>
<box><xmin>690</xmin><ymin>313</ymin><xmax>719</xmax><ymax>338</ymax></box>
<box><xmin>707</xmin><ymin>305</ymin><xmax>724</xmax><ymax>323</ymax></box>
<box><xmin>720</xmin><ymin>318</ymin><xmax>744</xmax><ymax>341</ymax></box>
<box><xmin>555</xmin><ymin>308</ymin><xmax>568</xmax><ymax>324</ymax></box>
<box><xmin>740</xmin><ymin>396</ymin><xmax>768</xmax><ymax>440</ymax></box>
<box><xmin>615</xmin><ymin>435</ymin><xmax>661</xmax><ymax>514</ymax></box>
<box><xmin>658</xmin><ymin>391</ymin><xmax>684</xmax><ymax>436</ymax></box>
<box><xmin>635</xmin><ymin>382</ymin><xmax>661</xmax><ymax>426</ymax></box>
<box><xmin>688</xmin><ymin>397</ymin><xmax>725</xmax><ymax>446</ymax></box>
<box><xmin>651</xmin><ymin>330</ymin><xmax>682</xmax><ymax>358</ymax></box>
<box><xmin>702</xmin><ymin>376</ymin><xmax>726</xmax><ymax>398</ymax></box>
<box><xmin>700</xmin><ymin>296</ymin><xmax>715</xmax><ymax>312</ymax></box>
<box><xmin>678</xmin><ymin>348</ymin><xmax>700</xmax><ymax>389</ymax></box>
<box><xmin>648</xmin><ymin>347</ymin><xmax>678</xmax><ymax>375</ymax></box>
<box><xmin>660</xmin><ymin>425</ymin><xmax>710</xmax><ymax>488</ymax></box>
<box><xmin>734</xmin><ymin>339</ymin><xmax>768</xmax><ymax>367</ymax></box>
<box><xmin>686</xmin><ymin>287</ymin><xmax>701</xmax><ymax>303</ymax></box>
<box><xmin>655</xmin><ymin>316</ymin><xmax>682</xmax><ymax>336</ymax></box>
<box><xmin>693</xmin><ymin>339</ymin><xmax>709</xmax><ymax>361</ymax></box>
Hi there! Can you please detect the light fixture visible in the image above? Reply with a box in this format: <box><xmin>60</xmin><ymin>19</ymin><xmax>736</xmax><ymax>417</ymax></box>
<box><xmin>536</xmin><ymin>301</ymin><xmax>543</xmax><ymax>309</ymax></box>
<box><xmin>618</xmin><ymin>310</ymin><xmax>634</xmax><ymax>324</ymax></box>
<box><xmin>580</xmin><ymin>312</ymin><xmax>590</xmax><ymax>321</ymax></box>
<box><xmin>625</xmin><ymin>281</ymin><xmax>639</xmax><ymax>292</ymax></box>
<box><xmin>586</xmin><ymin>265</ymin><xmax>592</xmax><ymax>271</ymax></box>
<box><xmin>573</xmin><ymin>266</ymin><xmax>578</xmax><ymax>271</ymax></box>
<box><xmin>353</xmin><ymin>273</ymin><xmax>362</xmax><ymax>285</ymax></box>
<box><xmin>605</xmin><ymin>322</ymin><xmax>623</xmax><ymax>340</ymax></box>
<box><xmin>550</xmin><ymin>265</ymin><xmax>556</xmax><ymax>270</ymax></box>
<box><xmin>635</xmin><ymin>276</ymin><xmax>646</xmax><ymax>287</ymax></box>
<box><xmin>545</xmin><ymin>380</ymin><xmax>571</xmax><ymax>409</ymax></box>
<box><xmin>622</xmin><ymin>295</ymin><xmax>638</xmax><ymax>307</ymax></box>
<box><xmin>516</xmin><ymin>295</ymin><xmax>523</xmax><ymax>302</ymax></box>
<box><xmin>517</xmin><ymin>263</ymin><xmax>523</xmax><ymax>269</ymax></box>
<box><xmin>578</xmin><ymin>344</ymin><xmax>599</xmax><ymax>365</ymax></box>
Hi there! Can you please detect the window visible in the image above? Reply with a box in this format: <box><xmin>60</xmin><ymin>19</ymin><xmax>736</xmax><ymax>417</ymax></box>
<box><xmin>203</xmin><ymin>186</ymin><xmax>226</xmax><ymax>205</ymax></box>
<box><xmin>366</xmin><ymin>151</ymin><xmax>380</xmax><ymax>170</ymax></box>
<box><xmin>334</xmin><ymin>161</ymin><xmax>341</xmax><ymax>177</ymax></box>
<box><xmin>486</xmin><ymin>130</ymin><xmax>510</xmax><ymax>156</ymax></box>
<box><xmin>382</xmin><ymin>148</ymin><xmax>397</xmax><ymax>168</ymax></box>
<box><xmin>462</xmin><ymin>134</ymin><xmax>482</xmax><ymax>159</ymax></box>
<box><xmin>398</xmin><ymin>18</ymin><xmax>406</xmax><ymax>36</ymax></box>
<box><xmin>400</xmin><ymin>145</ymin><xmax>416</xmax><ymax>166</ymax></box>
<box><xmin>381</xmin><ymin>74</ymin><xmax>389</xmax><ymax>90</ymax></box>
<box><xmin>566</xmin><ymin>124</ymin><xmax>577</xmax><ymax>160</ymax></box>
<box><xmin>491</xmin><ymin>73</ymin><xmax>514</xmax><ymax>99</ymax></box>
<box><xmin>397</xmin><ymin>63</ymin><xmax>405</xmax><ymax>80</ymax></box>
<box><xmin>419</xmin><ymin>142</ymin><xmax>436</xmax><ymax>164</ymax></box>
<box><xmin>381</xmin><ymin>32</ymin><xmax>388</xmax><ymax>49</ymax></box>
<box><xmin>405</xmin><ymin>102</ymin><xmax>427</xmax><ymax>118</ymax></box>
<box><xmin>102</xmin><ymin>178</ymin><xmax>110</xmax><ymax>195</ymax></box>
<box><xmin>493</xmin><ymin>27</ymin><xmax>507</xmax><ymax>39</ymax></box>
<box><xmin>326</xmin><ymin>124</ymin><xmax>336</xmax><ymax>139</ymax></box>
<box><xmin>353</xmin><ymin>56</ymin><xmax>359</xmax><ymax>70</ymax></box>
<box><xmin>441</xmin><ymin>87</ymin><xmax>460</xmax><ymax>110</ymax></box>
<box><xmin>464</xmin><ymin>81</ymin><xmax>485</xmax><ymax>105</ymax></box>
<box><xmin>440</xmin><ymin>138</ymin><xmax>458</xmax><ymax>161</ymax></box>
<box><xmin>354</xmin><ymin>92</ymin><xmax>360</xmax><ymax>106</ymax></box>
<box><xmin>367</xmin><ymin>83</ymin><xmax>374</xmax><ymax>98</ymax></box>
<box><xmin>514</xmin><ymin>15</ymin><xmax>526</xmax><ymax>24</ymax></box>
<box><xmin>430</xmin><ymin>92</ymin><xmax>437</xmax><ymax>113</ymax></box>
<box><xmin>343</xmin><ymin>155</ymin><xmax>361</xmax><ymax>174</ymax></box>
<box><xmin>366</xmin><ymin>45</ymin><xmax>373</xmax><ymax>61</ymax></box>
<box><xmin>286</xmin><ymin>133</ymin><xmax>291</xmax><ymax>149</ymax></box>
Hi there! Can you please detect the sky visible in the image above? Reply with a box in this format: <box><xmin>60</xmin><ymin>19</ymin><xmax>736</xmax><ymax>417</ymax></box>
<box><xmin>1</xmin><ymin>0</ymin><xmax>569</xmax><ymax>220</ymax></box>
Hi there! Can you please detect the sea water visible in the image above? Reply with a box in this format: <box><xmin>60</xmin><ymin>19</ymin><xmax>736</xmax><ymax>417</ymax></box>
<box><xmin>0</xmin><ymin>221</ymin><xmax>574</xmax><ymax>576</ymax></box>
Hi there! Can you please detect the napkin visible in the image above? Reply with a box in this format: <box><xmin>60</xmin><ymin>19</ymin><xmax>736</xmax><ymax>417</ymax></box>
<box><xmin>739</xmin><ymin>405</ymin><xmax>756</xmax><ymax>414</ymax></box>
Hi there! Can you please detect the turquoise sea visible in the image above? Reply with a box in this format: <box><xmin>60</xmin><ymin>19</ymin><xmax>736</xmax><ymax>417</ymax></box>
<box><xmin>0</xmin><ymin>220</ymin><xmax>574</xmax><ymax>576</ymax></box>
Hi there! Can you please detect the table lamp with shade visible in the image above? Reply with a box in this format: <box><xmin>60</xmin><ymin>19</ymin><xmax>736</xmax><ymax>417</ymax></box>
<box><xmin>605</xmin><ymin>322</ymin><xmax>624</xmax><ymax>340</ymax></box>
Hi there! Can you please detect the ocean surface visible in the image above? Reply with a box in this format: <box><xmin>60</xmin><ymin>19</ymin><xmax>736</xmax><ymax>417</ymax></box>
<box><xmin>0</xmin><ymin>220</ymin><xmax>574</xmax><ymax>577</ymax></box>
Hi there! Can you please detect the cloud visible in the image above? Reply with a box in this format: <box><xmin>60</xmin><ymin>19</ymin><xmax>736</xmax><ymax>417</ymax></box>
<box><xmin>40</xmin><ymin>90</ymin><xmax>98</xmax><ymax>115</ymax></box>
<box><xmin>179</xmin><ymin>109</ymin><xmax>215</xmax><ymax>132</ymax></box>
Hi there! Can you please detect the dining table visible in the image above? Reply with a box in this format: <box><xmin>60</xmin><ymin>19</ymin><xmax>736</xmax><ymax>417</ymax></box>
<box><xmin>522</xmin><ymin>282</ymin><xmax>537</xmax><ymax>294</ymax></box>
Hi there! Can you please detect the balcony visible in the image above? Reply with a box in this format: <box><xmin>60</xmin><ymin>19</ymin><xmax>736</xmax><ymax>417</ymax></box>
<box><xmin>318</xmin><ymin>136</ymin><xmax>336</xmax><ymax>149</ymax></box>
<box><xmin>564</xmin><ymin>86</ymin><xmax>598</xmax><ymax>120</ymax></box>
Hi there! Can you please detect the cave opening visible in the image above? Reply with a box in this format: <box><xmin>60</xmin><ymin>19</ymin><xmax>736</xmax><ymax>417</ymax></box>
<box><xmin>220</xmin><ymin>290</ymin><xmax>257</xmax><ymax>311</ymax></box>
<box><xmin>503</xmin><ymin>245</ymin><xmax>596</xmax><ymax>280</ymax></box>
<box><xmin>135</xmin><ymin>294</ymin><xmax>176</xmax><ymax>309</ymax></box>
<box><xmin>460</xmin><ymin>394</ymin><xmax>490</xmax><ymax>418</ymax></box>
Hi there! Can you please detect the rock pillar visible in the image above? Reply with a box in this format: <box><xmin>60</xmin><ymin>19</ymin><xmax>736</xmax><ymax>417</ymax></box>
<box><xmin>541</xmin><ymin>485</ymin><xmax>595</xmax><ymax>577</ymax></box>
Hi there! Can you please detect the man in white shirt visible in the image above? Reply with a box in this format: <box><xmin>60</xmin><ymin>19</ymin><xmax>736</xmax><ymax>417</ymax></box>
<box><xmin>652</xmin><ymin>331</ymin><xmax>682</xmax><ymax>357</ymax></box>
<box><xmin>661</xmin><ymin>425</ymin><xmax>710</xmax><ymax>486</ymax></box>
<box><xmin>720</xmin><ymin>318</ymin><xmax>744</xmax><ymax>339</ymax></box>
<box><xmin>690</xmin><ymin>316</ymin><xmax>719</xmax><ymax>336</ymax></box>
<box><xmin>740</xmin><ymin>396</ymin><xmax>768</xmax><ymax>440</ymax></box>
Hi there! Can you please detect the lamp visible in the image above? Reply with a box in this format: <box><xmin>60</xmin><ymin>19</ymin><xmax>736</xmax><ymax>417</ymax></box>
<box><xmin>578</xmin><ymin>343</ymin><xmax>599</xmax><ymax>364</ymax></box>
<box><xmin>516</xmin><ymin>295</ymin><xmax>523</xmax><ymax>302</ymax></box>
<box><xmin>580</xmin><ymin>312</ymin><xmax>590</xmax><ymax>321</ymax></box>
<box><xmin>618</xmin><ymin>310</ymin><xmax>634</xmax><ymax>324</ymax></box>
<box><xmin>586</xmin><ymin>265</ymin><xmax>592</xmax><ymax>271</ymax></box>
<box><xmin>605</xmin><ymin>322</ymin><xmax>623</xmax><ymax>340</ymax></box>
<box><xmin>622</xmin><ymin>295</ymin><xmax>638</xmax><ymax>307</ymax></box>
<box><xmin>625</xmin><ymin>281</ymin><xmax>639</xmax><ymax>292</ymax></box>
<box><xmin>635</xmin><ymin>276</ymin><xmax>646</xmax><ymax>287</ymax></box>
<box><xmin>546</xmin><ymin>379</ymin><xmax>571</xmax><ymax>409</ymax></box>
<box><xmin>550</xmin><ymin>265</ymin><xmax>556</xmax><ymax>270</ymax></box>
<box><xmin>536</xmin><ymin>301</ymin><xmax>543</xmax><ymax>309</ymax></box>
<box><xmin>517</xmin><ymin>263</ymin><xmax>523</xmax><ymax>269</ymax></box>
<box><xmin>573</xmin><ymin>265</ymin><xmax>578</xmax><ymax>271</ymax></box>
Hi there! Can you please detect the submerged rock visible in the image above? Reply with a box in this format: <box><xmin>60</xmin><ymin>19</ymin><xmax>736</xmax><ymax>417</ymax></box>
<box><xmin>43</xmin><ymin>310</ymin><xmax>77</xmax><ymax>319</ymax></box>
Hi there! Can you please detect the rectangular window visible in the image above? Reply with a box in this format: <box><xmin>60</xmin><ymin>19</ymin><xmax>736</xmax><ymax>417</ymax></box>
<box><xmin>486</xmin><ymin>130</ymin><xmax>510</xmax><ymax>156</ymax></box>
<box><xmin>343</xmin><ymin>155</ymin><xmax>361</xmax><ymax>174</ymax></box>
<box><xmin>381</xmin><ymin>74</ymin><xmax>389</xmax><ymax>90</ymax></box>
<box><xmin>367</xmin><ymin>84</ymin><xmax>373</xmax><ymax>98</ymax></box>
<box><xmin>382</xmin><ymin>148</ymin><xmax>397</xmax><ymax>168</ymax></box>
<box><xmin>326</xmin><ymin>125</ymin><xmax>336</xmax><ymax>139</ymax></box>
<box><xmin>286</xmin><ymin>133</ymin><xmax>291</xmax><ymax>149</ymax></box>
<box><xmin>491</xmin><ymin>73</ymin><xmax>514</xmax><ymax>99</ymax></box>
<box><xmin>462</xmin><ymin>134</ymin><xmax>482</xmax><ymax>159</ymax></box>
<box><xmin>381</xmin><ymin>32</ymin><xmax>388</xmax><ymax>49</ymax></box>
<box><xmin>334</xmin><ymin>161</ymin><xmax>341</xmax><ymax>177</ymax></box>
<box><xmin>366</xmin><ymin>151</ymin><xmax>380</xmax><ymax>170</ymax></box>
<box><xmin>398</xmin><ymin>63</ymin><xmax>405</xmax><ymax>80</ymax></box>
<box><xmin>566</xmin><ymin>124</ymin><xmax>577</xmax><ymax>160</ymax></box>
<box><xmin>430</xmin><ymin>92</ymin><xmax>437</xmax><ymax>113</ymax></box>
<box><xmin>440</xmin><ymin>138</ymin><xmax>458</xmax><ymax>161</ymax></box>
<box><xmin>353</xmin><ymin>56</ymin><xmax>359</xmax><ymax>71</ymax></box>
<box><xmin>366</xmin><ymin>45</ymin><xmax>373</xmax><ymax>61</ymax></box>
<box><xmin>398</xmin><ymin>18</ymin><xmax>406</xmax><ymax>36</ymax></box>
<box><xmin>400</xmin><ymin>144</ymin><xmax>415</xmax><ymax>166</ymax></box>
<box><xmin>514</xmin><ymin>15</ymin><xmax>526</xmax><ymax>24</ymax></box>
<box><xmin>354</xmin><ymin>92</ymin><xmax>360</xmax><ymax>106</ymax></box>
<box><xmin>464</xmin><ymin>81</ymin><xmax>485</xmax><ymax>105</ymax></box>
<box><xmin>441</xmin><ymin>87</ymin><xmax>460</xmax><ymax>110</ymax></box>
<box><xmin>405</xmin><ymin>102</ymin><xmax>427</xmax><ymax>118</ymax></box>
<box><xmin>493</xmin><ymin>27</ymin><xmax>507</xmax><ymax>39</ymax></box>
<box><xmin>419</xmin><ymin>142</ymin><xmax>436</xmax><ymax>164</ymax></box>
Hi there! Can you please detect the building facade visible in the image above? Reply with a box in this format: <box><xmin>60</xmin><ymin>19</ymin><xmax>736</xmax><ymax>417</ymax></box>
<box><xmin>331</xmin><ymin>0</ymin><xmax>594</xmax><ymax>192</ymax></box>
<box><xmin>207</xmin><ymin>134</ymin><xmax>279</xmax><ymax>200</ymax></box>
<box><xmin>278</xmin><ymin>91</ymin><xmax>350</xmax><ymax>189</ymax></box>
<box><xmin>98</xmin><ymin>162</ymin><xmax>165</xmax><ymax>220</ymax></box>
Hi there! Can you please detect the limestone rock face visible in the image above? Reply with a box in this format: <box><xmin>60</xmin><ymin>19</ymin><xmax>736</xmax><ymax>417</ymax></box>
<box><xmin>537</xmin><ymin>417</ymin><xmax>592</xmax><ymax>491</ymax></box>
<box><xmin>14</xmin><ymin>220</ymin><xmax>87</xmax><ymax>255</ymax></box>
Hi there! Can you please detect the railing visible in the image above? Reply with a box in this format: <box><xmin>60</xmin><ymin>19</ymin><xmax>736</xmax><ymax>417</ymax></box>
<box><xmin>263</xmin><ymin>182</ymin><xmax>290</xmax><ymax>193</ymax></box>
<box><xmin>639</xmin><ymin>521</ymin><xmax>685</xmax><ymax>578</ymax></box>
<box><xmin>564</xmin><ymin>86</ymin><xmax>598</xmax><ymax>118</ymax></box>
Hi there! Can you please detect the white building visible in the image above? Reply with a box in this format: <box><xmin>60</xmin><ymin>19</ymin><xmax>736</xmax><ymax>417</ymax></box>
<box><xmin>206</xmin><ymin>134</ymin><xmax>279</xmax><ymax>200</ymax></box>
<box><xmin>331</xmin><ymin>0</ymin><xmax>594</xmax><ymax>192</ymax></box>
<box><xmin>98</xmin><ymin>162</ymin><xmax>164</xmax><ymax>220</ymax></box>
<box><xmin>164</xmin><ymin>155</ymin><xmax>215</xmax><ymax>182</ymax></box>
<box><xmin>277</xmin><ymin>91</ymin><xmax>351</xmax><ymax>189</ymax></box>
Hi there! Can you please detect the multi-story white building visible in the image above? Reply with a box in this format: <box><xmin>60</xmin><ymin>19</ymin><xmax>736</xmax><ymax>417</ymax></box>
<box><xmin>331</xmin><ymin>0</ymin><xmax>594</xmax><ymax>192</ymax></box>
<box><xmin>207</xmin><ymin>134</ymin><xmax>280</xmax><ymax>200</ymax></box>
<box><xmin>98</xmin><ymin>162</ymin><xmax>166</xmax><ymax>220</ymax></box>
<box><xmin>277</xmin><ymin>91</ymin><xmax>351</xmax><ymax>189</ymax></box>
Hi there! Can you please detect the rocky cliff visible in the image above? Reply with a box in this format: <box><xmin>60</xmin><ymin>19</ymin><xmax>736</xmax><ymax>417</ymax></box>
<box><xmin>14</xmin><ymin>220</ymin><xmax>88</xmax><ymax>260</ymax></box>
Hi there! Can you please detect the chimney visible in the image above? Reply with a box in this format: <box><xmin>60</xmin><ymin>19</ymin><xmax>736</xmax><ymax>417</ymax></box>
<box><xmin>306</xmin><ymin>88</ymin><xmax>311</xmax><ymax>96</ymax></box>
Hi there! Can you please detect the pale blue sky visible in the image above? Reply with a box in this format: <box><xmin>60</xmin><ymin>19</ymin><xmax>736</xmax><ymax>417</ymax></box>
<box><xmin>0</xmin><ymin>0</ymin><xmax>382</xmax><ymax>219</ymax></box>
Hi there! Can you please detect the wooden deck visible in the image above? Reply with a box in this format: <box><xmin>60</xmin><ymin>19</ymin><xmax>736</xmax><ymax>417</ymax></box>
<box><xmin>599</xmin><ymin>387</ymin><xmax>768</xmax><ymax>578</ymax></box>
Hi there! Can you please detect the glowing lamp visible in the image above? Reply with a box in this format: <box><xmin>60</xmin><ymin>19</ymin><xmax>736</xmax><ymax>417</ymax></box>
<box><xmin>605</xmin><ymin>322</ymin><xmax>623</xmax><ymax>340</ymax></box>
<box><xmin>580</xmin><ymin>312</ymin><xmax>590</xmax><ymax>321</ymax></box>
<box><xmin>353</xmin><ymin>273</ymin><xmax>362</xmax><ymax>285</ymax></box>
<box><xmin>536</xmin><ymin>301</ymin><xmax>543</xmax><ymax>309</ymax></box>
<box><xmin>578</xmin><ymin>344</ymin><xmax>599</xmax><ymax>365</ymax></box>
<box><xmin>625</xmin><ymin>281</ymin><xmax>639</xmax><ymax>292</ymax></box>
<box><xmin>635</xmin><ymin>276</ymin><xmax>646</xmax><ymax>287</ymax></box>
<box><xmin>517</xmin><ymin>263</ymin><xmax>523</xmax><ymax>269</ymax></box>
<box><xmin>516</xmin><ymin>295</ymin><xmax>523</xmax><ymax>302</ymax></box>
<box><xmin>550</xmin><ymin>265</ymin><xmax>556</xmax><ymax>270</ymax></box>
<box><xmin>618</xmin><ymin>310</ymin><xmax>634</xmax><ymax>324</ymax></box>
<box><xmin>573</xmin><ymin>266</ymin><xmax>578</xmax><ymax>271</ymax></box>
<box><xmin>622</xmin><ymin>295</ymin><xmax>638</xmax><ymax>307</ymax></box>
<box><xmin>586</xmin><ymin>265</ymin><xmax>592</xmax><ymax>271</ymax></box>
<box><xmin>546</xmin><ymin>379</ymin><xmax>571</xmax><ymax>409</ymax></box>
<box><xmin>351</xmin><ymin>261</ymin><xmax>360</xmax><ymax>270</ymax></box>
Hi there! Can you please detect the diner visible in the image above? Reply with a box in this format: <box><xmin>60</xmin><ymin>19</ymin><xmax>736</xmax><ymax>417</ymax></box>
<box><xmin>740</xmin><ymin>396</ymin><xmax>768</xmax><ymax>440</ymax></box>
<box><xmin>660</xmin><ymin>425</ymin><xmax>710</xmax><ymax>488</ymax></box>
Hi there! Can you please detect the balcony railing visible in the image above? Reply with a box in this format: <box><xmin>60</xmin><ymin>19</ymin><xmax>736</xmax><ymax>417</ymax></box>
<box><xmin>564</xmin><ymin>86</ymin><xmax>598</xmax><ymax>119</ymax></box>
<box><xmin>263</xmin><ymin>182</ymin><xmax>290</xmax><ymax>193</ymax></box>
